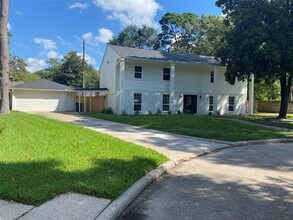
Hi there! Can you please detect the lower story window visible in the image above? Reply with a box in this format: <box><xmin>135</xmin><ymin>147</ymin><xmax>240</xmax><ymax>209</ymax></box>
<box><xmin>209</xmin><ymin>96</ymin><xmax>213</xmax><ymax>112</ymax></box>
<box><xmin>162</xmin><ymin>94</ymin><xmax>170</xmax><ymax>112</ymax></box>
<box><xmin>229</xmin><ymin>96</ymin><xmax>235</xmax><ymax>111</ymax></box>
<box><xmin>134</xmin><ymin>93</ymin><xmax>142</xmax><ymax>112</ymax></box>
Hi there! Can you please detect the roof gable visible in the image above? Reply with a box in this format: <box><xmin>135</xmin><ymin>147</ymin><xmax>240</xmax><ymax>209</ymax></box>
<box><xmin>10</xmin><ymin>79</ymin><xmax>74</xmax><ymax>91</ymax></box>
<box><xmin>109</xmin><ymin>45</ymin><xmax>220</xmax><ymax>66</ymax></box>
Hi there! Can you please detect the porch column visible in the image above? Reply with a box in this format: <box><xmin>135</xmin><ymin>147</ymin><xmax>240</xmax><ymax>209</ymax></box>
<box><xmin>249</xmin><ymin>74</ymin><xmax>254</xmax><ymax>116</ymax></box>
<box><xmin>83</xmin><ymin>92</ymin><xmax>86</xmax><ymax>112</ymax></box>
<box><xmin>78</xmin><ymin>92</ymin><xmax>81</xmax><ymax>113</ymax></box>
<box><xmin>119</xmin><ymin>59</ymin><xmax>125</xmax><ymax>114</ymax></box>
<box><xmin>89</xmin><ymin>92</ymin><xmax>92</xmax><ymax>112</ymax></box>
<box><xmin>170</xmin><ymin>63</ymin><xmax>175</xmax><ymax>113</ymax></box>
<box><xmin>213</xmin><ymin>67</ymin><xmax>219</xmax><ymax>115</ymax></box>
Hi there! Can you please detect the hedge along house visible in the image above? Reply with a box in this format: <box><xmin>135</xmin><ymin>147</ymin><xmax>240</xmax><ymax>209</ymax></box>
<box><xmin>10</xmin><ymin>79</ymin><xmax>108</xmax><ymax>112</ymax></box>
<box><xmin>100</xmin><ymin>45</ymin><xmax>249</xmax><ymax>115</ymax></box>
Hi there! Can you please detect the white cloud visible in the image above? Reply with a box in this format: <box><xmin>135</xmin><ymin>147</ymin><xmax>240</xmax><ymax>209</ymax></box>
<box><xmin>82</xmin><ymin>32</ymin><xmax>94</xmax><ymax>42</ymax></box>
<box><xmin>7</xmin><ymin>22</ymin><xmax>11</xmax><ymax>30</ymax></box>
<box><xmin>97</xmin><ymin>28</ymin><xmax>114</xmax><ymax>43</ymax></box>
<box><xmin>15</xmin><ymin>11</ymin><xmax>24</xmax><ymax>16</ymax></box>
<box><xmin>26</xmin><ymin>58</ymin><xmax>47</xmax><ymax>72</ymax></box>
<box><xmin>39</xmin><ymin>50</ymin><xmax>62</xmax><ymax>59</ymax></box>
<box><xmin>81</xmin><ymin>28</ymin><xmax>113</xmax><ymax>46</ymax></box>
<box><xmin>77</xmin><ymin>53</ymin><xmax>96</xmax><ymax>66</ymax></box>
<box><xmin>68</xmin><ymin>2</ymin><xmax>88</xmax><ymax>10</ymax></box>
<box><xmin>34</xmin><ymin>38</ymin><xmax>57</xmax><ymax>50</ymax></box>
<box><xmin>92</xmin><ymin>0</ymin><xmax>161</xmax><ymax>28</ymax></box>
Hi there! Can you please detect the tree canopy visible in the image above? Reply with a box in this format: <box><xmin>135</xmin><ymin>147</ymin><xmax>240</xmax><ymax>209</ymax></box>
<box><xmin>38</xmin><ymin>51</ymin><xmax>100</xmax><ymax>88</ymax></box>
<box><xmin>109</xmin><ymin>25</ymin><xmax>158</xmax><ymax>50</ymax></box>
<box><xmin>109</xmin><ymin>13</ymin><xmax>226</xmax><ymax>56</ymax></box>
<box><xmin>216</xmin><ymin>0</ymin><xmax>293</xmax><ymax>118</ymax></box>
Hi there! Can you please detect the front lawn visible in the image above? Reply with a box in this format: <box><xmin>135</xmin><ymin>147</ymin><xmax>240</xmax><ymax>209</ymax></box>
<box><xmin>228</xmin><ymin>113</ymin><xmax>293</xmax><ymax>130</ymax></box>
<box><xmin>86</xmin><ymin>113</ymin><xmax>293</xmax><ymax>142</ymax></box>
<box><xmin>0</xmin><ymin>112</ymin><xmax>167</xmax><ymax>205</ymax></box>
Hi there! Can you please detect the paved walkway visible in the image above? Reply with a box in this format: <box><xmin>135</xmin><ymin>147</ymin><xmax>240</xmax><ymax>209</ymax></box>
<box><xmin>1</xmin><ymin>112</ymin><xmax>231</xmax><ymax>220</ymax></box>
<box><xmin>119</xmin><ymin>143</ymin><xmax>293</xmax><ymax>220</ymax></box>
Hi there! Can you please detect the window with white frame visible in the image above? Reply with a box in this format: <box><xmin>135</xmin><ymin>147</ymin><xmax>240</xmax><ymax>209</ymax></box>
<box><xmin>209</xmin><ymin>96</ymin><xmax>213</xmax><ymax>112</ymax></box>
<box><xmin>163</xmin><ymin>68</ymin><xmax>170</xmax><ymax>81</ymax></box>
<box><xmin>134</xmin><ymin>66</ymin><xmax>142</xmax><ymax>78</ymax></box>
<box><xmin>211</xmin><ymin>71</ymin><xmax>214</xmax><ymax>83</ymax></box>
<box><xmin>162</xmin><ymin>94</ymin><xmax>170</xmax><ymax>112</ymax></box>
<box><xmin>228</xmin><ymin>96</ymin><xmax>235</xmax><ymax>112</ymax></box>
<box><xmin>134</xmin><ymin>93</ymin><xmax>142</xmax><ymax>112</ymax></box>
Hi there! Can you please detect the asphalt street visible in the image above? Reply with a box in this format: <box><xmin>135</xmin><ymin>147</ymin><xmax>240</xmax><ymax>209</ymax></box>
<box><xmin>118</xmin><ymin>143</ymin><xmax>293</xmax><ymax>220</ymax></box>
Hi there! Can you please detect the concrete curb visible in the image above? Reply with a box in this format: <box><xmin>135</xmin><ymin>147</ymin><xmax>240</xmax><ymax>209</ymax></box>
<box><xmin>231</xmin><ymin>138</ymin><xmax>293</xmax><ymax>147</ymax></box>
<box><xmin>95</xmin><ymin>160</ymin><xmax>176</xmax><ymax>220</ymax></box>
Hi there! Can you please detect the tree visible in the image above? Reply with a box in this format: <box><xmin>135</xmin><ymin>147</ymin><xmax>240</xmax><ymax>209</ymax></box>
<box><xmin>9</xmin><ymin>55</ymin><xmax>27</xmax><ymax>79</ymax></box>
<box><xmin>216</xmin><ymin>0</ymin><xmax>293</xmax><ymax>118</ymax></box>
<box><xmin>109</xmin><ymin>25</ymin><xmax>158</xmax><ymax>49</ymax></box>
<box><xmin>254</xmin><ymin>78</ymin><xmax>280</xmax><ymax>101</ymax></box>
<box><xmin>0</xmin><ymin>0</ymin><xmax>10</xmax><ymax>114</ymax></box>
<box><xmin>158</xmin><ymin>13</ymin><xmax>227</xmax><ymax>55</ymax></box>
<box><xmin>52</xmin><ymin>51</ymin><xmax>83</xmax><ymax>87</ymax></box>
<box><xmin>39</xmin><ymin>51</ymin><xmax>99</xmax><ymax>88</ymax></box>
<box><xmin>83</xmin><ymin>65</ymin><xmax>99</xmax><ymax>88</ymax></box>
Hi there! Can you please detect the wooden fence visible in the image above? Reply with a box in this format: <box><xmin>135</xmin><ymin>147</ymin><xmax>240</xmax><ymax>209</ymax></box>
<box><xmin>75</xmin><ymin>96</ymin><xmax>105</xmax><ymax>112</ymax></box>
<box><xmin>256</xmin><ymin>101</ymin><xmax>293</xmax><ymax>113</ymax></box>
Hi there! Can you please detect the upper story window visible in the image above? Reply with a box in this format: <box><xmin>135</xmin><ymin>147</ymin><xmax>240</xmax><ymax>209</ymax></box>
<box><xmin>134</xmin><ymin>93</ymin><xmax>142</xmax><ymax>112</ymax></box>
<box><xmin>162</xmin><ymin>94</ymin><xmax>170</xmax><ymax>112</ymax></box>
<box><xmin>209</xmin><ymin>96</ymin><xmax>213</xmax><ymax>112</ymax></box>
<box><xmin>163</xmin><ymin>68</ymin><xmax>170</xmax><ymax>81</ymax></box>
<box><xmin>228</xmin><ymin>96</ymin><xmax>235</xmax><ymax>112</ymax></box>
<box><xmin>134</xmin><ymin>66</ymin><xmax>142</xmax><ymax>79</ymax></box>
<box><xmin>211</xmin><ymin>71</ymin><xmax>214</xmax><ymax>83</ymax></box>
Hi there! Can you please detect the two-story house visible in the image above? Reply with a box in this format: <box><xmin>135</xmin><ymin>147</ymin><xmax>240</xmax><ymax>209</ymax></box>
<box><xmin>100</xmin><ymin>45</ymin><xmax>247</xmax><ymax>115</ymax></box>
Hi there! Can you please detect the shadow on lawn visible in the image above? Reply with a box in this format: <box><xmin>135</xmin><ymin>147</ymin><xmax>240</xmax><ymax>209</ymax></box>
<box><xmin>0</xmin><ymin>156</ymin><xmax>158</xmax><ymax>205</ymax></box>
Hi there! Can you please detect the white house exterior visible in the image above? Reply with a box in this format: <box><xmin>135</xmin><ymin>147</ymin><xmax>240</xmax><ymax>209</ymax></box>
<box><xmin>10</xmin><ymin>79</ymin><xmax>76</xmax><ymax>112</ymax></box>
<box><xmin>100</xmin><ymin>45</ymin><xmax>247</xmax><ymax>115</ymax></box>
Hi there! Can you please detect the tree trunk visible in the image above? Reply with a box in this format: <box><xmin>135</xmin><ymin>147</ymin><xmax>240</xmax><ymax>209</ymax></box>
<box><xmin>278</xmin><ymin>74</ymin><xmax>293</xmax><ymax>119</ymax></box>
<box><xmin>0</xmin><ymin>0</ymin><xmax>10</xmax><ymax>114</ymax></box>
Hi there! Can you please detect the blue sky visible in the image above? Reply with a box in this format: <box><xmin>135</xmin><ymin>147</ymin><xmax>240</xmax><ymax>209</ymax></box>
<box><xmin>9</xmin><ymin>0</ymin><xmax>222</xmax><ymax>72</ymax></box>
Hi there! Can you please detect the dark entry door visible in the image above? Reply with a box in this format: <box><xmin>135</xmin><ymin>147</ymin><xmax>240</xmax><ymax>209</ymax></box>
<box><xmin>183</xmin><ymin>95</ymin><xmax>197</xmax><ymax>114</ymax></box>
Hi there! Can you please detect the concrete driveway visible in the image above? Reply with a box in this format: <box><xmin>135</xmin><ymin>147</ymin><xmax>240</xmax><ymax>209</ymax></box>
<box><xmin>118</xmin><ymin>143</ymin><xmax>293</xmax><ymax>220</ymax></box>
<box><xmin>34</xmin><ymin>112</ymin><xmax>229</xmax><ymax>162</ymax></box>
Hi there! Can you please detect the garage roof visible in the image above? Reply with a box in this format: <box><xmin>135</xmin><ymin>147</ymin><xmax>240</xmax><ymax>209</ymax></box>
<box><xmin>10</xmin><ymin>79</ymin><xmax>74</xmax><ymax>91</ymax></box>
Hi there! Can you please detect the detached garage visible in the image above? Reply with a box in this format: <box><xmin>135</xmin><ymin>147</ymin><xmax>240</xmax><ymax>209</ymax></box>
<box><xmin>10</xmin><ymin>79</ymin><xmax>76</xmax><ymax>112</ymax></box>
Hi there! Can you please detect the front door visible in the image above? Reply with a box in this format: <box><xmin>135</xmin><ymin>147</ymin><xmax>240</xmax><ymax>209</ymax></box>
<box><xmin>183</xmin><ymin>95</ymin><xmax>197</xmax><ymax>114</ymax></box>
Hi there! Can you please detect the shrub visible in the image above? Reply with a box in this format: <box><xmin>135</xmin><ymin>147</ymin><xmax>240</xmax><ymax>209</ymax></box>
<box><xmin>100</xmin><ymin>107</ymin><xmax>113</xmax><ymax>114</ymax></box>
<box><xmin>148</xmin><ymin>110</ymin><xmax>153</xmax><ymax>115</ymax></box>
<box><xmin>156</xmin><ymin>109</ymin><xmax>162</xmax><ymax>115</ymax></box>
<box><xmin>121</xmin><ymin>110</ymin><xmax>128</xmax><ymax>115</ymax></box>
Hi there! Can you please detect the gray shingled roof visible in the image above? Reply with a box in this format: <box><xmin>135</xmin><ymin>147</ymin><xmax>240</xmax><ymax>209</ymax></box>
<box><xmin>109</xmin><ymin>45</ymin><xmax>220</xmax><ymax>65</ymax></box>
<box><xmin>10</xmin><ymin>79</ymin><xmax>74</xmax><ymax>91</ymax></box>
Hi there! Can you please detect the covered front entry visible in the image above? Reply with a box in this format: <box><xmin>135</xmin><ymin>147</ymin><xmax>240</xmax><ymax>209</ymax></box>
<box><xmin>183</xmin><ymin>95</ymin><xmax>197</xmax><ymax>114</ymax></box>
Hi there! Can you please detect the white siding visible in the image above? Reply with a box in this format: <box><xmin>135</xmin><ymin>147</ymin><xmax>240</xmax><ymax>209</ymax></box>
<box><xmin>101</xmin><ymin>57</ymin><xmax>247</xmax><ymax>115</ymax></box>
<box><xmin>13</xmin><ymin>90</ymin><xmax>75</xmax><ymax>112</ymax></box>
<box><xmin>100</xmin><ymin>46</ymin><xmax>120</xmax><ymax>113</ymax></box>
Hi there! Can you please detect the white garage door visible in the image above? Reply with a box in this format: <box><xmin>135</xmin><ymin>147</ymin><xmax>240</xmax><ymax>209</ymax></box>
<box><xmin>13</xmin><ymin>90</ymin><xmax>75</xmax><ymax>112</ymax></box>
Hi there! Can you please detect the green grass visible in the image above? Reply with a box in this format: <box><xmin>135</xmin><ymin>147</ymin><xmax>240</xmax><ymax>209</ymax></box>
<box><xmin>0</xmin><ymin>112</ymin><xmax>167</xmax><ymax>205</ymax></box>
<box><xmin>85</xmin><ymin>113</ymin><xmax>293</xmax><ymax>142</ymax></box>
<box><xmin>227</xmin><ymin>113</ymin><xmax>293</xmax><ymax>130</ymax></box>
